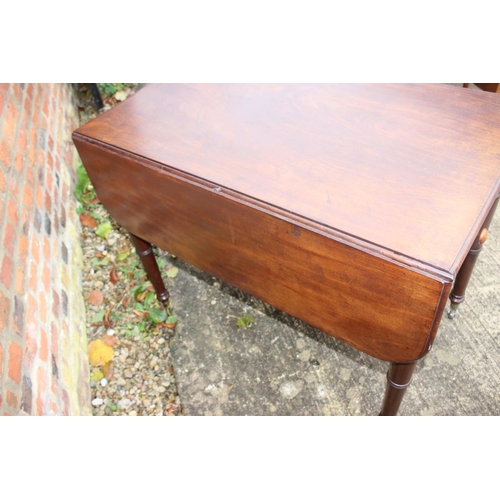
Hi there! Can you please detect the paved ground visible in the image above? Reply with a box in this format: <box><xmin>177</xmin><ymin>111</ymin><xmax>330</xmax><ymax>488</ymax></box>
<box><xmin>167</xmin><ymin>85</ymin><xmax>500</xmax><ymax>416</ymax></box>
<box><xmin>167</xmin><ymin>207</ymin><xmax>499</xmax><ymax>416</ymax></box>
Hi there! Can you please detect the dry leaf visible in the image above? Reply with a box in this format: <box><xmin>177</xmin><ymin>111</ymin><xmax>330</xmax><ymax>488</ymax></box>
<box><xmin>103</xmin><ymin>307</ymin><xmax>115</xmax><ymax>328</ymax></box>
<box><xmin>88</xmin><ymin>290</ymin><xmax>104</xmax><ymax>306</ymax></box>
<box><xmin>110</xmin><ymin>266</ymin><xmax>118</xmax><ymax>284</ymax></box>
<box><xmin>102</xmin><ymin>360</ymin><xmax>114</xmax><ymax>380</ymax></box>
<box><xmin>102</xmin><ymin>335</ymin><xmax>118</xmax><ymax>347</ymax></box>
<box><xmin>88</xmin><ymin>339</ymin><xmax>114</xmax><ymax>367</ymax></box>
<box><xmin>79</xmin><ymin>212</ymin><xmax>97</xmax><ymax>228</ymax></box>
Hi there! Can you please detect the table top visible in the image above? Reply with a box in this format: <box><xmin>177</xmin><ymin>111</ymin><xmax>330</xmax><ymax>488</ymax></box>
<box><xmin>76</xmin><ymin>83</ymin><xmax>500</xmax><ymax>279</ymax></box>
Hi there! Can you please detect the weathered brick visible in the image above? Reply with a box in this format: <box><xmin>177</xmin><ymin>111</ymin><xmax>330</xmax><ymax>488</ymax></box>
<box><xmin>52</xmin><ymin>290</ymin><xmax>60</xmax><ymax>316</ymax></box>
<box><xmin>50</xmin><ymin>401</ymin><xmax>58</xmax><ymax>414</ymax></box>
<box><xmin>0</xmin><ymin>291</ymin><xmax>9</xmax><ymax>331</ymax></box>
<box><xmin>28</xmin><ymin>262</ymin><xmax>38</xmax><ymax>292</ymax></box>
<box><xmin>0</xmin><ymin>138</ymin><xmax>11</xmax><ymax>167</ymax></box>
<box><xmin>0</xmin><ymin>254</ymin><xmax>14</xmax><ymax>289</ymax></box>
<box><xmin>18</xmin><ymin>234</ymin><xmax>28</xmax><ymax>260</ymax></box>
<box><xmin>42</xmin><ymin>263</ymin><xmax>51</xmax><ymax>293</ymax></box>
<box><xmin>8</xmin><ymin>341</ymin><xmax>22</xmax><ymax>384</ymax></box>
<box><xmin>43</xmin><ymin>236</ymin><xmax>50</xmax><ymax>260</ymax></box>
<box><xmin>40</xmin><ymin>327</ymin><xmax>48</xmax><ymax>362</ymax></box>
<box><xmin>17</xmin><ymin>124</ymin><xmax>27</xmax><ymax>153</ymax></box>
<box><xmin>26</xmin><ymin>83</ymin><xmax>34</xmax><ymax>101</ymax></box>
<box><xmin>14</xmin><ymin>150</ymin><xmax>24</xmax><ymax>172</ymax></box>
<box><xmin>7</xmin><ymin>196</ymin><xmax>18</xmax><ymax>225</ymax></box>
<box><xmin>0</xmin><ymin>341</ymin><xmax>3</xmax><ymax>379</ymax></box>
<box><xmin>61</xmin><ymin>389</ymin><xmax>69</xmax><ymax>416</ymax></box>
<box><xmin>13</xmin><ymin>296</ymin><xmax>24</xmax><ymax>335</ymax></box>
<box><xmin>23</xmin><ymin>321</ymin><xmax>37</xmax><ymax>367</ymax></box>
<box><xmin>2</xmin><ymin>98</ymin><xmax>19</xmax><ymax>148</ymax></box>
<box><xmin>35</xmin><ymin>184</ymin><xmax>44</xmax><ymax>209</ymax></box>
<box><xmin>30</xmin><ymin>235</ymin><xmax>40</xmax><ymax>263</ymax></box>
<box><xmin>15</xmin><ymin>265</ymin><xmax>25</xmax><ymax>296</ymax></box>
<box><xmin>6</xmin><ymin>390</ymin><xmax>18</xmax><ymax>409</ymax></box>
<box><xmin>3</xmin><ymin>222</ymin><xmax>16</xmax><ymax>256</ymax></box>
<box><xmin>12</xmin><ymin>83</ymin><xmax>23</xmax><ymax>106</ymax></box>
<box><xmin>23</xmin><ymin>182</ymin><xmax>34</xmax><ymax>209</ymax></box>
<box><xmin>38</xmin><ymin>291</ymin><xmax>47</xmax><ymax>323</ymax></box>
<box><xmin>0</xmin><ymin>167</ymin><xmax>6</xmax><ymax>193</ymax></box>
<box><xmin>21</xmin><ymin>375</ymin><xmax>32</xmax><ymax>414</ymax></box>
<box><xmin>36</xmin><ymin>365</ymin><xmax>46</xmax><ymax>415</ymax></box>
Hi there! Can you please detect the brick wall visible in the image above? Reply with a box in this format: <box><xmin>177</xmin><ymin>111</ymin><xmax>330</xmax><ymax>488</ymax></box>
<box><xmin>0</xmin><ymin>83</ymin><xmax>91</xmax><ymax>415</ymax></box>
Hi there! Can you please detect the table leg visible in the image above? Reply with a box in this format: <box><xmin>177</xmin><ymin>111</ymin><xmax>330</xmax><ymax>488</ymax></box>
<box><xmin>448</xmin><ymin>194</ymin><xmax>499</xmax><ymax>319</ymax></box>
<box><xmin>129</xmin><ymin>232</ymin><xmax>170</xmax><ymax>304</ymax></box>
<box><xmin>379</xmin><ymin>361</ymin><xmax>417</xmax><ymax>416</ymax></box>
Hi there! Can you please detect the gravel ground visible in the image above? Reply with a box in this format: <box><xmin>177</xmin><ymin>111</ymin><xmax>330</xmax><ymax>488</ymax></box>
<box><xmin>75</xmin><ymin>84</ymin><xmax>182</xmax><ymax>416</ymax></box>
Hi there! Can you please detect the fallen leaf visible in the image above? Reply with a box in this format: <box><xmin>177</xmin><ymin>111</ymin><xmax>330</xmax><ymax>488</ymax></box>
<box><xmin>88</xmin><ymin>339</ymin><xmax>114</xmax><ymax>367</ymax></box>
<box><xmin>95</xmin><ymin>221</ymin><xmax>113</xmax><ymax>239</ymax></box>
<box><xmin>79</xmin><ymin>212</ymin><xmax>97</xmax><ymax>228</ymax></box>
<box><xmin>90</xmin><ymin>369</ymin><xmax>104</xmax><ymax>382</ymax></box>
<box><xmin>102</xmin><ymin>360</ymin><xmax>114</xmax><ymax>379</ymax></box>
<box><xmin>110</xmin><ymin>266</ymin><xmax>118</xmax><ymax>284</ymax></box>
<box><xmin>102</xmin><ymin>335</ymin><xmax>118</xmax><ymax>347</ymax></box>
<box><xmin>88</xmin><ymin>290</ymin><xmax>104</xmax><ymax>306</ymax></box>
<box><xmin>103</xmin><ymin>307</ymin><xmax>115</xmax><ymax>328</ymax></box>
<box><xmin>236</xmin><ymin>313</ymin><xmax>255</xmax><ymax>329</ymax></box>
<box><xmin>166</xmin><ymin>267</ymin><xmax>179</xmax><ymax>278</ymax></box>
<box><xmin>117</xmin><ymin>249</ymin><xmax>130</xmax><ymax>261</ymax></box>
<box><xmin>91</xmin><ymin>310</ymin><xmax>105</xmax><ymax>324</ymax></box>
<box><xmin>88</xmin><ymin>196</ymin><xmax>100</xmax><ymax>204</ymax></box>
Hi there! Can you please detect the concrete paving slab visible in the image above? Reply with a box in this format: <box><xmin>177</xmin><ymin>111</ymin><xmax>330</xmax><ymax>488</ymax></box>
<box><xmin>168</xmin><ymin>195</ymin><xmax>500</xmax><ymax>417</ymax></box>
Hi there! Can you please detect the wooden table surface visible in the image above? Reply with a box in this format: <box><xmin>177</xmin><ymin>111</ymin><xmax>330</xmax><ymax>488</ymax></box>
<box><xmin>75</xmin><ymin>84</ymin><xmax>500</xmax><ymax>277</ymax></box>
<box><xmin>73</xmin><ymin>84</ymin><xmax>500</xmax><ymax>411</ymax></box>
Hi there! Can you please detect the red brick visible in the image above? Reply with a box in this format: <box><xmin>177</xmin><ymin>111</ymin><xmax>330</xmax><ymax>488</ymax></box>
<box><xmin>26</xmin><ymin>83</ymin><xmax>34</xmax><ymax>101</ymax></box>
<box><xmin>45</xmin><ymin>191</ymin><xmax>52</xmax><ymax>212</ymax></box>
<box><xmin>36</xmin><ymin>365</ymin><xmax>46</xmax><ymax>415</ymax></box>
<box><xmin>15</xmin><ymin>265</ymin><xmax>25</xmax><ymax>295</ymax></box>
<box><xmin>2</xmin><ymin>98</ymin><xmax>19</xmax><ymax>148</ymax></box>
<box><xmin>0</xmin><ymin>138</ymin><xmax>11</xmax><ymax>167</ymax></box>
<box><xmin>43</xmin><ymin>236</ymin><xmax>50</xmax><ymax>260</ymax></box>
<box><xmin>0</xmin><ymin>291</ymin><xmax>9</xmax><ymax>331</ymax></box>
<box><xmin>0</xmin><ymin>341</ymin><xmax>3</xmax><ymax>379</ymax></box>
<box><xmin>35</xmin><ymin>184</ymin><xmax>43</xmax><ymax>209</ymax></box>
<box><xmin>30</xmin><ymin>235</ymin><xmax>40</xmax><ymax>263</ymax></box>
<box><xmin>39</xmin><ymin>291</ymin><xmax>47</xmax><ymax>322</ymax></box>
<box><xmin>23</xmin><ymin>182</ymin><xmax>34</xmax><ymax>209</ymax></box>
<box><xmin>28</xmin><ymin>262</ymin><xmax>38</xmax><ymax>292</ymax></box>
<box><xmin>12</xmin><ymin>84</ymin><xmax>23</xmax><ymax>106</ymax></box>
<box><xmin>3</xmin><ymin>222</ymin><xmax>16</xmax><ymax>256</ymax></box>
<box><xmin>0</xmin><ymin>167</ymin><xmax>6</xmax><ymax>193</ymax></box>
<box><xmin>23</xmin><ymin>321</ymin><xmax>37</xmax><ymax>366</ymax></box>
<box><xmin>50</xmin><ymin>401</ymin><xmax>58</xmax><ymax>414</ymax></box>
<box><xmin>8</xmin><ymin>341</ymin><xmax>22</xmax><ymax>383</ymax></box>
<box><xmin>14</xmin><ymin>150</ymin><xmax>24</xmax><ymax>173</ymax></box>
<box><xmin>0</xmin><ymin>254</ymin><xmax>14</xmax><ymax>289</ymax></box>
<box><xmin>18</xmin><ymin>234</ymin><xmax>28</xmax><ymax>260</ymax></box>
<box><xmin>39</xmin><ymin>327</ymin><xmax>48</xmax><ymax>361</ymax></box>
<box><xmin>7</xmin><ymin>196</ymin><xmax>18</xmax><ymax>225</ymax></box>
<box><xmin>17</xmin><ymin>124</ymin><xmax>27</xmax><ymax>153</ymax></box>
<box><xmin>61</xmin><ymin>389</ymin><xmax>69</xmax><ymax>416</ymax></box>
<box><xmin>23</xmin><ymin>96</ymin><xmax>31</xmax><ymax>116</ymax></box>
<box><xmin>6</xmin><ymin>390</ymin><xmax>18</xmax><ymax>409</ymax></box>
<box><xmin>42</xmin><ymin>263</ymin><xmax>50</xmax><ymax>292</ymax></box>
<box><xmin>0</xmin><ymin>89</ymin><xmax>5</xmax><ymax>115</ymax></box>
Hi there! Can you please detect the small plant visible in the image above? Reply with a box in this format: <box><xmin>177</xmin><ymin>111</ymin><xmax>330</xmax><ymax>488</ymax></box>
<box><xmin>236</xmin><ymin>313</ymin><xmax>255</xmax><ymax>329</ymax></box>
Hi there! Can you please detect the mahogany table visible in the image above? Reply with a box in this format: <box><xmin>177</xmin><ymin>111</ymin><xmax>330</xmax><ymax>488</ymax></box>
<box><xmin>73</xmin><ymin>84</ymin><xmax>500</xmax><ymax>415</ymax></box>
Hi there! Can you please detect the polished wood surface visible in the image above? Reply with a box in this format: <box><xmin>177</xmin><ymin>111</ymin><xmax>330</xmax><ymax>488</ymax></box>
<box><xmin>73</xmin><ymin>84</ymin><xmax>500</xmax><ymax>413</ymax></box>
<box><xmin>75</xmin><ymin>84</ymin><xmax>500</xmax><ymax>276</ymax></box>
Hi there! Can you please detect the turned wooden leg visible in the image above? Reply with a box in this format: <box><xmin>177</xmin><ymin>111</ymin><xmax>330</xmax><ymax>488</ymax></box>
<box><xmin>448</xmin><ymin>194</ymin><xmax>499</xmax><ymax>319</ymax></box>
<box><xmin>379</xmin><ymin>361</ymin><xmax>417</xmax><ymax>416</ymax></box>
<box><xmin>129</xmin><ymin>232</ymin><xmax>170</xmax><ymax>304</ymax></box>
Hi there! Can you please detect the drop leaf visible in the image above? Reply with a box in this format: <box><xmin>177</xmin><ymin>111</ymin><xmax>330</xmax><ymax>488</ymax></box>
<box><xmin>88</xmin><ymin>339</ymin><xmax>114</xmax><ymax>367</ymax></box>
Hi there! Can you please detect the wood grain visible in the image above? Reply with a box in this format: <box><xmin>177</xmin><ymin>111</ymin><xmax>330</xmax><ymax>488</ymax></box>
<box><xmin>72</xmin><ymin>138</ymin><xmax>450</xmax><ymax>362</ymax></box>
<box><xmin>75</xmin><ymin>84</ymin><xmax>500</xmax><ymax>275</ymax></box>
